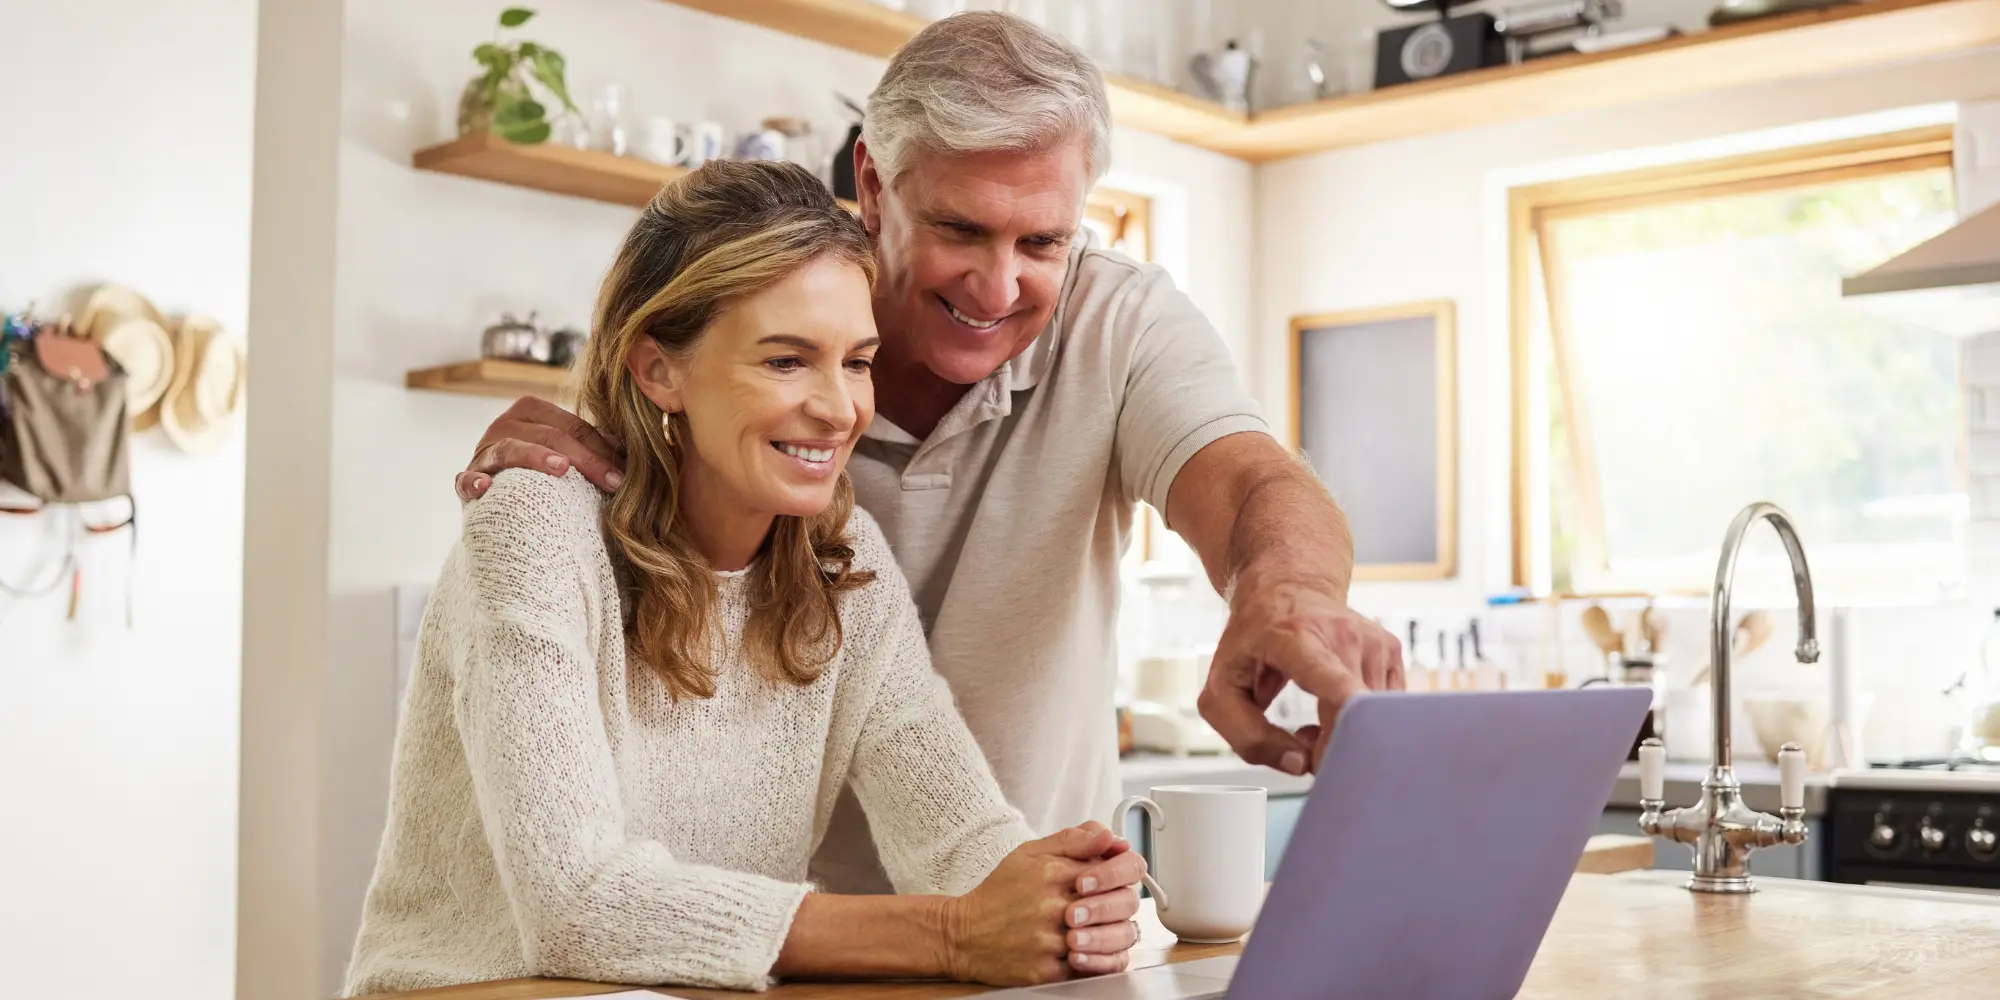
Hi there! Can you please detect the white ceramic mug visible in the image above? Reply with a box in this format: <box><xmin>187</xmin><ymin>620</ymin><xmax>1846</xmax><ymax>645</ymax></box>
<box><xmin>1112</xmin><ymin>784</ymin><xmax>1265</xmax><ymax>943</ymax></box>
<box><xmin>640</xmin><ymin>118</ymin><xmax>689</xmax><ymax>166</ymax></box>
<box><xmin>688</xmin><ymin>121</ymin><xmax>728</xmax><ymax>168</ymax></box>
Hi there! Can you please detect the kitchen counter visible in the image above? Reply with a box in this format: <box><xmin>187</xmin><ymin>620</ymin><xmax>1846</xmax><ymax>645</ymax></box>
<box><xmin>1118</xmin><ymin>751</ymin><xmax>1314</xmax><ymax>799</ymax></box>
<box><xmin>360</xmin><ymin>872</ymin><xmax>2000</xmax><ymax>999</ymax></box>
<box><xmin>1121</xmin><ymin>753</ymin><xmax>1836</xmax><ymax>817</ymax></box>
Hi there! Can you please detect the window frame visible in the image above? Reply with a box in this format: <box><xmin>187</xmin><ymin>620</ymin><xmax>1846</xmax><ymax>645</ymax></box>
<box><xmin>1507</xmin><ymin>124</ymin><xmax>1958</xmax><ymax>594</ymax></box>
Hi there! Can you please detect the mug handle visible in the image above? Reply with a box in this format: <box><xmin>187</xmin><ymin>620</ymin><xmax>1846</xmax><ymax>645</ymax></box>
<box><xmin>1110</xmin><ymin>795</ymin><xmax>1171</xmax><ymax>912</ymax></box>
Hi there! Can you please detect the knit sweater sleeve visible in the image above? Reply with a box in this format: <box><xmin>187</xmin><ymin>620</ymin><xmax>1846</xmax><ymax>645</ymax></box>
<box><xmin>842</xmin><ymin>515</ymin><xmax>1036</xmax><ymax>897</ymax></box>
<box><xmin>453</xmin><ymin>470</ymin><xmax>808</xmax><ymax>991</ymax></box>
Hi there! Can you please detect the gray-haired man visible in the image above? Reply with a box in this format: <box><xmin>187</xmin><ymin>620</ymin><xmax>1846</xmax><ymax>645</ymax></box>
<box><xmin>456</xmin><ymin>12</ymin><xmax>1405</xmax><ymax>892</ymax></box>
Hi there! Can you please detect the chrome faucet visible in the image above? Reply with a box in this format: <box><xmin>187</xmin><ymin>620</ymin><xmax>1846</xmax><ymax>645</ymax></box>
<box><xmin>1637</xmin><ymin>502</ymin><xmax>1818</xmax><ymax>893</ymax></box>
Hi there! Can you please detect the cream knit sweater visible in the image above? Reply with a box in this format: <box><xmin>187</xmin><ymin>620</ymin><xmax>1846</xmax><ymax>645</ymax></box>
<box><xmin>344</xmin><ymin>470</ymin><xmax>1032</xmax><ymax>996</ymax></box>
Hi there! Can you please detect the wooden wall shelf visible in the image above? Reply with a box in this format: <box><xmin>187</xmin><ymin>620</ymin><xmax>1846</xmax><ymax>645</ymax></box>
<box><xmin>1210</xmin><ymin>0</ymin><xmax>2000</xmax><ymax>162</ymax></box>
<box><xmin>412</xmin><ymin>132</ymin><xmax>861</xmax><ymax>211</ymax></box>
<box><xmin>659</xmin><ymin>0</ymin><xmax>2000</xmax><ymax>162</ymax></box>
<box><xmin>414</xmin><ymin>132</ymin><xmax>688</xmax><ymax>208</ymax></box>
<box><xmin>406</xmin><ymin>358</ymin><xmax>572</xmax><ymax>401</ymax></box>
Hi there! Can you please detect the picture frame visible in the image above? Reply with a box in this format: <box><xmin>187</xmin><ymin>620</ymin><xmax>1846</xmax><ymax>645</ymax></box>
<box><xmin>1288</xmin><ymin>301</ymin><xmax>1458</xmax><ymax>581</ymax></box>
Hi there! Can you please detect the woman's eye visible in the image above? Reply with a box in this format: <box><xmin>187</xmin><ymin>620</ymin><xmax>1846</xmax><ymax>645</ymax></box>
<box><xmin>766</xmin><ymin>356</ymin><xmax>805</xmax><ymax>372</ymax></box>
<box><xmin>845</xmin><ymin>357</ymin><xmax>874</xmax><ymax>373</ymax></box>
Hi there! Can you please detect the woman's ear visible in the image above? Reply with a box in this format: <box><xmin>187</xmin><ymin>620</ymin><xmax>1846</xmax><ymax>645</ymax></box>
<box><xmin>626</xmin><ymin>337</ymin><xmax>685</xmax><ymax>415</ymax></box>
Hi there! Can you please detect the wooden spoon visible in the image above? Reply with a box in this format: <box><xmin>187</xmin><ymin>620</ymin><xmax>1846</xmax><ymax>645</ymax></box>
<box><xmin>1688</xmin><ymin>609</ymin><xmax>1777</xmax><ymax>687</ymax></box>
<box><xmin>1580</xmin><ymin>604</ymin><xmax>1623</xmax><ymax>659</ymax></box>
<box><xmin>1735</xmin><ymin>609</ymin><xmax>1774</xmax><ymax>657</ymax></box>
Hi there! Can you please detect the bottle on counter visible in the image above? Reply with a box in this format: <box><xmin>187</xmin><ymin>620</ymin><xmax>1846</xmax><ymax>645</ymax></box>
<box><xmin>1406</xmin><ymin>620</ymin><xmax>1433</xmax><ymax>692</ymax></box>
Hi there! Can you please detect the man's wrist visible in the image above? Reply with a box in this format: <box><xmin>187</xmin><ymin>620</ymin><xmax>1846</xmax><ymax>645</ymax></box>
<box><xmin>1231</xmin><ymin>550</ymin><xmax>1351</xmax><ymax>606</ymax></box>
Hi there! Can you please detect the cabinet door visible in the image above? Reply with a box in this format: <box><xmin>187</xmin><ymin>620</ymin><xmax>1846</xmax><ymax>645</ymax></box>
<box><xmin>1265</xmin><ymin>795</ymin><xmax>1307</xmax><ymax>881</ymax></box>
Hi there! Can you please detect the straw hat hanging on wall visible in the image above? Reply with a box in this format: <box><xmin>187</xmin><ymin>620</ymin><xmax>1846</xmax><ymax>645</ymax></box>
<box><xmin>159</xmin><ymin>314</ymin><xmax>246</xmax><ymax>455</ymax></box>
<box><xmin>78</xmin><ymin>284</ymin><xmax>175</xmax><ymax>431</ymax></box>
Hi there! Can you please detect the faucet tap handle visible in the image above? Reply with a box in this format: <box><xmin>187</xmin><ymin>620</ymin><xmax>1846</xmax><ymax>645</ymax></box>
<box><xmin>1639</xmin><ymin>738</ymin><xmax>1665</xmax><ymax>803</ymax></box>
<box><xmin>1778</xmin><ymin>742</ymin><xmax>1805</xmax><ymax>812</ymax></box>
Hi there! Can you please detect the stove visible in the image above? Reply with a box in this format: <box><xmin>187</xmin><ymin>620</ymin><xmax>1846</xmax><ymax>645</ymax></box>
<box><xmin>1824</xmin><ymin>758</ymin><xmax>2000</xmax><ymax>892</ymax></box>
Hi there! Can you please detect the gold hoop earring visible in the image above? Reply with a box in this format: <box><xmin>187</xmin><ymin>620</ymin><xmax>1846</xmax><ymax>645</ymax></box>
<box><xmin>661</xmin><ymin>412</ymin><xmax>675</xmax><ymax>446</ymax></box>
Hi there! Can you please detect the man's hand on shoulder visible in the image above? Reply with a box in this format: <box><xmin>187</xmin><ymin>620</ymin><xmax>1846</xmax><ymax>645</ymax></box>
<box><xmin>455</xmin><ymin>396</ymin><xmax>627</xmax><ymax>501</ymax></box>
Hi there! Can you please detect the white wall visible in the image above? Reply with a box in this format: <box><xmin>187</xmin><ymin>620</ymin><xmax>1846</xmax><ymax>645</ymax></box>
<box><xmin>0</xmin><ymin>2</ymin><xmax>256</xmax><ymax>998</ymax></box>
<box><xmin>317</xmin><ymin>1</ymin><xmax>1257</xmax><ymax>991</ymax></box>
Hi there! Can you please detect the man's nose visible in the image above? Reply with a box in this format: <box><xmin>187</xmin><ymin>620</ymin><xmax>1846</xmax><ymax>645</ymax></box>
<box><xmin>961</xmin><ymin>249</ymin><xmax>1021</xmax><ymax>318</ymax></box>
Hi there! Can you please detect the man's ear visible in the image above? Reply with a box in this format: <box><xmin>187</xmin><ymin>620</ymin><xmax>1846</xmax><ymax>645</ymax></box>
<box><xmin>855</xmin><ymin>137</ymin><xmax>883</xmax><ymax>237</ymax></box>
<box><xmin>626</xmin><ymin>337</ymin><xmax>684</xmax><ymax>416</ymax></box>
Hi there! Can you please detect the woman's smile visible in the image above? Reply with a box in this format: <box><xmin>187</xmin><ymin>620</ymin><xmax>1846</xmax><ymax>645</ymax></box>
<box><xmin>772</xmin><ymin>438</ymin><xmax>845</xmax><ymax>478</ymax></box>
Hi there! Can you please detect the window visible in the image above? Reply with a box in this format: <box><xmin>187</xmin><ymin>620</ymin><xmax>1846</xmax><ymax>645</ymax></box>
<box><xmin>1510</xmin><ymin>127</ymin><xmax>1964</xmax><ymax>601</ymax></box>
<box><xmin>1081</xmin><ymin>185</ymin><xmax>1198</xmax><ymax>575</ymax></box>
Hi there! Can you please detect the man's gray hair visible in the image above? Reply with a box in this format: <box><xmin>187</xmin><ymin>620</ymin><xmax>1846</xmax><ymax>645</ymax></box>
<box><xmin>863</xmin><ymin>12</ymin><xmax>1112</xmax><ymax>186</ymax></box>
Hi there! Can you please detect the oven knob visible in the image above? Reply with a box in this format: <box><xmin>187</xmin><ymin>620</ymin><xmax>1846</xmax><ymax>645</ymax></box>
<box><xmin>1970</xmin><ymin>822</ymin><xmax>1998</xmax><ymax>860</ymax></box>
<box><xmin>1870</xmin><ymin>822</ymin><xmax>1899</xmax><ymax>851</ymax></box>
<box><xmin>1920</xmin><ymin>819</ymin><xmax>1948</xmax><ymax>853</ymax></box>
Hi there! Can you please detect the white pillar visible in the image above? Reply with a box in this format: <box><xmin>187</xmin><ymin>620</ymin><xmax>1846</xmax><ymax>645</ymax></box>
<box><xmin>237</xmin><ymin>0</ymin><xmax>343</xmax><ymax>996</ymax></box>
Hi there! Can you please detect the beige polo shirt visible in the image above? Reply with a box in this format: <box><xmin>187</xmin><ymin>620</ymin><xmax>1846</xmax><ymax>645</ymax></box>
<box><xmin>809</xmin><ymin>240</ymin><xmax>1269</xmax><ymax>893</ymax></box>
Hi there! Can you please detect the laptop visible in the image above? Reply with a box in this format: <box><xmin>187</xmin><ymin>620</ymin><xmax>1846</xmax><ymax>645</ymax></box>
<box><xmin>986</xmin><ymin>687</ymin><xmax>1651</xmax><ymax>1000</ymax></box>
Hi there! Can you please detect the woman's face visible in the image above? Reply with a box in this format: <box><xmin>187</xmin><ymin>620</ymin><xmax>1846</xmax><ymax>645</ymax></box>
<box><xmin>665</xmin><ymin>255</ymin><xmax>879</xmax><ymax>519</ymax></box>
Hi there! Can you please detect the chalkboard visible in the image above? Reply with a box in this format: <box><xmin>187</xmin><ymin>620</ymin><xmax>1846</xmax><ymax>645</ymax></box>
<box><xmin>1289</xmin><ymin>302</ymin><xmax>1457</xmax><ymax>580</ymax></box>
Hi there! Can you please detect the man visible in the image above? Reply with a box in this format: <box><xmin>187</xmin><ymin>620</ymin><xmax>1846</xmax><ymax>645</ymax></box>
<box><xmin>455</xmin><ymin>13</ymin><xmax>1404</xmax><ymax>891</ymax></box>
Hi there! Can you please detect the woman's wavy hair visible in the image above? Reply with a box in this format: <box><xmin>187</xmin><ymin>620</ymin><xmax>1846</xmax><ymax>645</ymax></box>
<box><xmin>575</xmin><ymin>159</ymin><xmax>878</xmax><ymax>700</ymax></box>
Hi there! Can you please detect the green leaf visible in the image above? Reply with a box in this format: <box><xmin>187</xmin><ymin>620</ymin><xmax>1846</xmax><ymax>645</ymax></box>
<box><xmin>516</xmin><ymin>41</ymin><xmax>541</xmax><ymax>58</ymax></box>
<box><xmin>493</xmin><ymin>96</ymin><xmax>547</xmax><ymax>126</ymax></box>
<box><xmin>526</xmin><ymin>47</ymin><xmax>578</xmax><ymax>115</ymax></box>
<box><xmin>499</xmin><ymin>7</ymin><xmax>534</xmax><ymax>28</ymax></box>
<box><xmin>473</xmin><ymin>42</ymin><xmax>513</xmax><ymax>72</ymax></box>
<box><xmin>495</xmin><ymin>119</ymin><xmax>552</xmax><ymax>144</ymax></box>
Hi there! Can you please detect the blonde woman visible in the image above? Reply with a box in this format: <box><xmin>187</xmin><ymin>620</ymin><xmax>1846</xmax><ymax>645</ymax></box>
<box><xmin>345</xmin><ymin>161</ymin><xmax>1145</xmax><ymax>996</ymax></box>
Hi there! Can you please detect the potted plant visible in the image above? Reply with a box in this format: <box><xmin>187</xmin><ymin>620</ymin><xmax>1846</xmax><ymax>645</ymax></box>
<box><xmin>458</xmin><ymin>7</ymin><xmax>580</xmax><ymax>144</ymax></box>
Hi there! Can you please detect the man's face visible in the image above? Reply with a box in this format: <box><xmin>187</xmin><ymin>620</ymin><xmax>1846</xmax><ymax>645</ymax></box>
<box><xmin>861</xmin><ymin>142</ymin><xmax>1089</xmax><ymax>386</ymax></box>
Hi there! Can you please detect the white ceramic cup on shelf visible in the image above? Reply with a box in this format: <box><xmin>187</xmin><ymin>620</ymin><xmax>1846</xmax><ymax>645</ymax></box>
<box><xmin>640</xmin><ymin>118</ymin><xmax>689</xmax><ymax>166</ymax></box>
<box><xmin>688</xmin><ymin>121</ymin><xmax>728</xmax><ymax>168</ymax></box>
<box><xmin>1112</xmin><ymin>784</ymin><xmax>1265</xmax><ymax>943</ymax></box>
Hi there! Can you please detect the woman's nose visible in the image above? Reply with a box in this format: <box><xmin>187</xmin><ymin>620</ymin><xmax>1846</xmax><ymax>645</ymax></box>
<box><xmin>802</xmin><ymin>370</ymin><xmax>858</xmax><ymax>430</ymax></box>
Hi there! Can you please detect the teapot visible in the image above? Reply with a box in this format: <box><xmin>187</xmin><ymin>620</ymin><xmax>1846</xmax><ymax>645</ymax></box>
<box><xmin>480</xmin><ymin>311</ymin><xmax>549</xmax><ymax>364</ymax></box>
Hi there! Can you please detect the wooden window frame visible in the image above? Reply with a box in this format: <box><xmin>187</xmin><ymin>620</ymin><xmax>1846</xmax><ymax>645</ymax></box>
<box><xmin>1507</xmin><ymin>124</ymin><xmax>1956</xmax><ymax>592</ymax></box>
<box><xmin>1288</xmin><ymin>301</ymin><xmax>1460</xmax><ymax>582</ymax></box>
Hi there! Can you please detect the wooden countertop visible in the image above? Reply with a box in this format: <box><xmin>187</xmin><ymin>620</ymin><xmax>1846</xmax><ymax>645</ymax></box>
<box><xmin>359</xmin><ymin>870</ymin><xmax>2000</xmax><ymax>1000</ymax></box>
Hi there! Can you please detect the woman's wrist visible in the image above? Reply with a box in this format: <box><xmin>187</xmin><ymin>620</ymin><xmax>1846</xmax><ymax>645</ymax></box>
<box><xmin>774</xmin><ymin>892</ymin><xmax>965</xmax><ymax>981</ymax></box>
<box><xmin>930</xmin><ymin>894</ymin><xmax>969</xmax><ymax>981</ymax></box>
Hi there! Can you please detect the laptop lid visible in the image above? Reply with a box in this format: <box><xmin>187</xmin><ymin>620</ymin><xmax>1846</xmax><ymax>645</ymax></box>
<box><xmin>1226</xmin><ymin>688</ymin><xmax>1650</xmax><ymax>1000</ymax></box>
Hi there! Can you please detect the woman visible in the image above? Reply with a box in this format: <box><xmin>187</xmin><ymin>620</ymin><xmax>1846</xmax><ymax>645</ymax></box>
<box><xmin>345</xmin><ymin>161</ymin><xmax>1144</xmax><ymax>995</ymax></box>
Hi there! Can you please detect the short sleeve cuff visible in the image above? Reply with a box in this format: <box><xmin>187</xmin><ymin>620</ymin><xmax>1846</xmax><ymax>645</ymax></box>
<box><xmin>1142</xmin><ymin>414</ymin><xmax>1271</xmax><ymax>515</ymax></box>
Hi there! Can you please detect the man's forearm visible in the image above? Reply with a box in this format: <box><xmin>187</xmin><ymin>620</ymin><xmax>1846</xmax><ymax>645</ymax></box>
<box><xmin>1220</xmin><ymin>456</ymin><xmax>1353</xmax><ymax>603</ymax></box>
<box><xmin>1169</xmin><ymin>432</ymin><xmax>1354</xmax><ymax>604</ymax></box>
